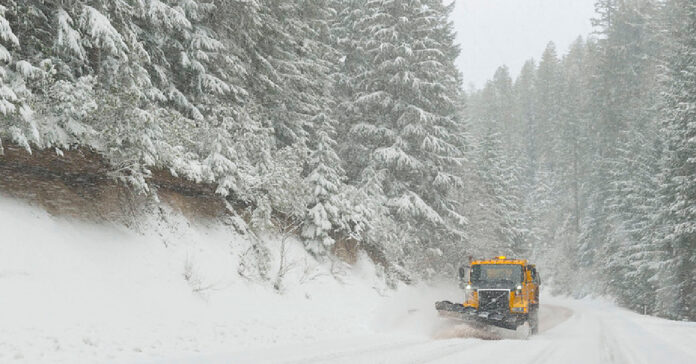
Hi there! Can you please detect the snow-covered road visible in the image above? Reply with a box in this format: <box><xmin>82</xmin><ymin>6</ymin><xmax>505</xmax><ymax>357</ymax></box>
<box><xmin>160</xmin><ymin>296</ymin><xmax>696</xmax><ymax>364</ymax></box>
<box><xmin>2</xmin><ymin>197</ymin><xmax>695</xmax><ymax>364</ymax></box>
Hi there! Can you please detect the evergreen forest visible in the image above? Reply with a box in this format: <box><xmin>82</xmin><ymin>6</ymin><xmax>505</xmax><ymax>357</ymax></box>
<box><xmin>0</xmin><ymin>0</ymin><xmax>694</xmax><ymax>320</ymax></box>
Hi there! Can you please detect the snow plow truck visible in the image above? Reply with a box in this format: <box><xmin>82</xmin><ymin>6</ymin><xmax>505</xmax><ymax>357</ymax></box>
<box><xmin>435</xmin><ymin>256</ymin><xmax>541</xmax><ymax>334</ymax></box>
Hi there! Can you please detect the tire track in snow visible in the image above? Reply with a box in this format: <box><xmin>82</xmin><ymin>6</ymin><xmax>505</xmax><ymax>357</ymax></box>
<box><xmin>227</xmin><ymin>300</ymin><xmax>696</xmax><ymax>364</ymax></box>
<box><xmin>403</xmin><ymin>340</ymin><xmax>488</xmax><ymax>364</ymax></box>
<box><xmin>281</xmin><ymin>302</ymin><xmax>576</xmax><ymax>364</ymax></box>
<box><xmin>422</xmin><ymin>304</ymin><xmax>575</xmax><ymax>364</ymax></box>
<box><xmin>280</xmin><ymin>338</ymin><xmax>429</xmax><ymax>364</ymax></box>
<box><xmin>597</xmin><ymin>309</ymin><xmax>696</xmax><ymax>364</ymax></box>
<box><xmin>599</xmin><ymin>319</ymin><xmax>636</xmax><ymax>364</ymax></box>
<box><xmin>523</xmin><ymin>342</ymin><xmax>559</xmax><ymax>364</ymax></box>
<box><xmin>538</xmin><ymin>304</ymin><xmax>573</xmax><ymax>333</ymax></box>
<box><xmin>280</xmin><ymin>337</ymin><xmax>486</xmax><ymax>364</ymax></box>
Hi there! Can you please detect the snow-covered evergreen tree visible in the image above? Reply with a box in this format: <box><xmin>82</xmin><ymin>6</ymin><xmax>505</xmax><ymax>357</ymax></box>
<box><xmin>341</xmin><ymin>0</ymin><xmax>467</xmax><ymax>273</ymax></box>
<box><xmin>302</xmin><ymin>112</ymin><xmax>346</xmax><ymax>254</ymax></box>
<box><xmin>654</xmin><ymin>0</ymin><xmax>696</xmax><ymax>321</ymax></box>
<box><xmin>534</xmin><ymin>42</ymin><xmax>564</xmax><ymax>172</ymax></box>
<box><xmin>0</xmin><ymin>3</ymin><xmax>19</xmax><ymax>153</ymax></box>
<box><xmin>512</xmin><ymin>59</ymin><xmax>538</xmax><ymax>183</ymax></box>
<box><xmin>4</xmin><ymin>0</ymin><xmax>693</xmax><ymax>309</ymax></box>
<box><xmin>0</xmin><ymin>2</ymin><xmax>40</xmax><ymax>154</ymax></box>
<box><xmin>463</xmin><ymin>0</ymin><xmax>694</xmax><ymax>319</ymax></box>
<box><xmin>605</xmin><ymin>128</ymin><xmax>661</xmax><ymax>311</ymax></box>
<box><xmin>471</xmin><ymin>129</ymin><xmax>527</xmax><ymax>257</ymax></box>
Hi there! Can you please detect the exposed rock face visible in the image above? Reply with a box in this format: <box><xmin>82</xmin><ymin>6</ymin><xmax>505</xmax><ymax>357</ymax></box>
<box><xmin>0</xmin><ymin>141</ymin><xmax>227</xmax><ymax>223</ymax></box>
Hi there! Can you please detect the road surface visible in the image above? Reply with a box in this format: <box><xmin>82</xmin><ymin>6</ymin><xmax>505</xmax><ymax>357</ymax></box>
<box><xmin>158</xmin><ymin>295</ymin><xmax>696</xmax><ymax>364</ymax></box>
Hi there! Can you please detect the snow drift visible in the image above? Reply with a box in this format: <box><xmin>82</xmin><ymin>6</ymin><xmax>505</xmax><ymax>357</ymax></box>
<box><xmin>0</xmin><ymin>195</ymin><xmax>455</xmax><ymax>363</ymax></box>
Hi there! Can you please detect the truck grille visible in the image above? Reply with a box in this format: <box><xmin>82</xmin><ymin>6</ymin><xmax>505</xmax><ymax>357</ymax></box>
<box><xmin>478</xmin><ymin>290</ymin><xmax>509</xmax><ymax>313</ymax></box>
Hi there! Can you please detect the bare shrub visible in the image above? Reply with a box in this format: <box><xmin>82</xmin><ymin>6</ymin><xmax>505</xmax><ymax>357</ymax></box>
<box><xmin>183</xmin><ymin>255</ymin><xmax>216</xmax><ymax>296</ymax></box>
<box><xmin>271</xmin><ymin>215</ymin><xmax>302</xmax><ymax>292</ymax></box>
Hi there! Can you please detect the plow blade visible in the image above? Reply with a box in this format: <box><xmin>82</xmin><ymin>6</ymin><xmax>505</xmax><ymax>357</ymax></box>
<box><xmin>435</xmin><ymin>301</ymin><xmax>522</xmax><ymax>330</ymax></box>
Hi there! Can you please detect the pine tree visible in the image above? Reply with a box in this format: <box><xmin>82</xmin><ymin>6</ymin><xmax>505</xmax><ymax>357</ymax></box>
<box><xmin>595</xmin><ymin>0</ymin><xmax>662</xmax><ymax>308</ymax></box>
<box><xmin>472</xmin><ymin>129</ymin><xmax>527</xmax><ymax>257</ymax></box>
<box><xmin>0</xmin><ymin>2</ymin><xmax>49</xmax><ymax>155</ymax></box>
<box><xmin>491</xmin><ymin>66</ymin><xmax>515</xmax><ymax>150</ymax></box>
<box><xmin>655</xmin><ymin>0</ymin><xmax>696</xmax><ymax>321</ymax></box>
<box><xmin>592</xmin><ymin>0</ymin><xmax>618</xmax><ymax>36</ymax></box>
<box><xmin>606</xmin><ymin>127</ymin><xmax>661</xmax><ymax>311</ymax></box>
<box><xmin>534</xmin><ymin>42</ymin><xmax>564</xmax><ymax>172</ymax></box>
<box><xmin>559</xmin><ymin>38</ymin><xmax>592</xmax><ymax>233</ymax></box>
<box><xmin>469</xmin><ymin>66</ymin><xmax>516</xmax><ymax>153</ymax></box>
<box><xmin>343</xmin><ymin>0</ymin><xmax>466</xmax><ymax>272</ymax></box>
<box><xmin>573</xmin><ymin>0</ymin><xmax>653</xmax><ymax>291</ymax></box>
<box><xmin>302</xmin><ymin>112</ymin><xmax>346</xmax><ymax>254</ymax></box>
<box><xmin>333</xmin><ymin>0</ymin><xmax>371</xmax><ymax>183</ymax></box>
<box><xmin>0</xmin><ymin>2</ymin><xmax>23</xmax><ymax>154</ymax></box>
<box><xmin>513</xmin><ymin>59</ymin><xmax>537</xmax><ymax>184</ymax></box>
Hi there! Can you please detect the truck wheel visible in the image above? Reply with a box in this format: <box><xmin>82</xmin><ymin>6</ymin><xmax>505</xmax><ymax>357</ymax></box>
<box><xmin>530</xmin><ymin>308</ymin><xmax>539</xmax><ymax>335</ymax></box>
<box><xmin>515</xmin><ymin>321</ymin><xmax>531</xmax><ymax>340</ymax></box>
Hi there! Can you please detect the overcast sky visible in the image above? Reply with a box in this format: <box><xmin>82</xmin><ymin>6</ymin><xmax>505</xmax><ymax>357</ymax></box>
<box><xmin>450</xmin><ymin>0</ymin><xmax>596</xmax><ymax>89</ymax></box>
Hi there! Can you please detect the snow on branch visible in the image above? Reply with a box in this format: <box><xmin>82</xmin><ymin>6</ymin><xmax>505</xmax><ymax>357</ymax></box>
<box><xmin>79</xmin><ymin>6</ymin><xmax>128</xmax><ymax>58</ymax></box>
<box><xmin>387</xmin><ymin>191</ymin><xmax>443</xmax><ymax>225</ymax></box>
<box><xmin>56</xmin><ymin>8</ymin><xmax>86</xmax><ymax>60</ymax></box>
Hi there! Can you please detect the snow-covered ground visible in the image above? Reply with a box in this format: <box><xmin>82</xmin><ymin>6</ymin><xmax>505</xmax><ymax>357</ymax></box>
<box><xmin>161</xmin><ymin>296</ymin><xmax>696</xmax><ymax>364</ymax></box>
<box><xmin>1</xmin><ymin>195</ymin><xmax>695</xmax><ymax>363</ymax></box>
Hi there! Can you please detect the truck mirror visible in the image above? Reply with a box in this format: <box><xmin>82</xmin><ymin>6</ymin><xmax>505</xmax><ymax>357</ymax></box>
<box><xmin>458</xmin><ymin>266</ymin><xmax>467</xmax><ymax>280</ymax></box>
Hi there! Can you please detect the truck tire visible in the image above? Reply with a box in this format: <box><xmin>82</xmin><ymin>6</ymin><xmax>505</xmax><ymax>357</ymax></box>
<box><xmin>515</xmin><ymin>321</ymin><xmax>531</xmax><ymax>340</ymax></box>
<box><xmin>529</xmin><ymin>308</ymin><xmax>539</xmax><ymax>335</ymax></box>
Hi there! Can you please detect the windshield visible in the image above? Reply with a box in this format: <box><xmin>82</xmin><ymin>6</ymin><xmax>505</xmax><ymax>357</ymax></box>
<box><xmin>471</xmin><ymin>264</ymin><xmax>523</xmax><ymax>285</ymax></box>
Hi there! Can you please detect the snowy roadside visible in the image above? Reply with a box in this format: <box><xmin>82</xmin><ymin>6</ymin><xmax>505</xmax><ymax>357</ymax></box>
<box><xmin>143</xmin><ymin>294</ymin><xmax>696</xmax><ymax>364</ymax></box>
<box><xmin>176</xmin><ymin>294</ymin><xmax>696</xmax><ymax>364</ymax></box>
<box><xmin>0</xmin><ymin>195</ymin><xmax>456</xmax><ymax>364</ymax></box>
<box><xmin>2</xmin><ymin>195</ymin><xmax>695</xmax><ymax>364</ymax></box>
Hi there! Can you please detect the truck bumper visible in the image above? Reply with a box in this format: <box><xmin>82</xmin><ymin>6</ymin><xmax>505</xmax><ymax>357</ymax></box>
<box><xmin>435</xmin><ymin>301</ymin><xmax>526</xmax><ymax>330</ymax></box>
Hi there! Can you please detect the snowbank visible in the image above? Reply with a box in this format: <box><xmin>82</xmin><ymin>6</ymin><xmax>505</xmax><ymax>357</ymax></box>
<box><xmin>0</xmin><ymin>195</ymin><xmax>457</xmax><ymax>363</ymax></box>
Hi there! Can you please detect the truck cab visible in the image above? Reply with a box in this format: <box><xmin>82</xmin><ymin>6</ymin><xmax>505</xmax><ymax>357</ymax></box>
<box><xmin>437</xmin><ymin>256</ymin><xmax>541</xmax><ymax>334</ymax></box>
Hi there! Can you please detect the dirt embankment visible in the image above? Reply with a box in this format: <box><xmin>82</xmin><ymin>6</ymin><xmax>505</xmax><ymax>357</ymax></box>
<box><xmin>0</xmin><ymin>142</ymin><xmax>230</xmax><ymax>223</ymax></box>
<box><xmin>0</xmin><ymin>141</ymin><xmax>367</xmax><ymax>263</ymax></box>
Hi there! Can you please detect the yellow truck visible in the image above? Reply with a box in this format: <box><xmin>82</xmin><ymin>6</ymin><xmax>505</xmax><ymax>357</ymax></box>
<box><xmin>435</xmin><ymin>256</ymin><xmax>541</xmax><ymax>334</ymax></box>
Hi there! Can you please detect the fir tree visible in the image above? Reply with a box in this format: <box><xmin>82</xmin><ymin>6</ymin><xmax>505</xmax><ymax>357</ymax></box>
<box><xmin>534</xmin><ymin>42</ymin><xmax>564</xmax><ymax>172</ymax></box>
<box><xmin>473</xmin><ymin>129</ymin><xmax>527</xmax><ymax>257</ymax></box>
<box><xmin>0</xmin><ymin>2</ymin><xmax>22</xmax><ymax>153</ymax></box>
<box><xmin>606</xmin><ymin>128</ymin><xmax>661</xmax><ymax>311</ymax></box>
<box><xmin>0</xmin><ymin>2</ymin><xmax>42</xmax><ymax>154</ymax></box>
<box><xmin>302</xmin><ymin>112</ymin><xmax>346</xmax><ymax>254</ymax></box>
<box><xmin>655</xmin><ymin>0</ymin><xmax>696</xmax><ymax>321</ymax></box>
<box><xmin>345</xmin><ymin>0</ymin><xmax>466</xmax><ymax>272</ymax></box>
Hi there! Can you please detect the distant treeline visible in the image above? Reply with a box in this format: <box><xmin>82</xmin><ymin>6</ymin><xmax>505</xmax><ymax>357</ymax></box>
<box><xmin>466</xmin><ymin>0</ymin><xmax>696</xmax><ymax>321</ymax></box>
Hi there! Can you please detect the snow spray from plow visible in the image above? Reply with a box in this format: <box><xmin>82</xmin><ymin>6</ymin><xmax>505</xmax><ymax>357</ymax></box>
<box><xmin>433</xmin><ymin>321</ymin><xmax>504</xmax><ymax>340</ymax></box>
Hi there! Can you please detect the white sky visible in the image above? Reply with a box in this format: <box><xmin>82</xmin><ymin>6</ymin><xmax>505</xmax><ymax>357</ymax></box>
<box><xmin>450</xmin><ymin>0</ymin><xmax>596</xmax><ymax>88</ymax></box>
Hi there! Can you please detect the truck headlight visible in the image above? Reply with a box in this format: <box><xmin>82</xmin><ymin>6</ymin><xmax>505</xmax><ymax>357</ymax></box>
<box><xmin>464</xmin><ymin>285</ymin><xmax>474</xmax><ymax>301</ymax></box>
